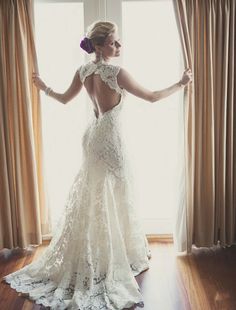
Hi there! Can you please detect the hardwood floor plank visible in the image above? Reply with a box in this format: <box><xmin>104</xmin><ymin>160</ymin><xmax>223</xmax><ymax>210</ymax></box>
<box><xmin>0</xmin><ymin>243</ymin><xmax>236</xmax><ymax>309</ymax></box>
<box><xmin>176</xmin><ymin>253</ymin><xmax>211</xmax><ymax>309</ymax></box>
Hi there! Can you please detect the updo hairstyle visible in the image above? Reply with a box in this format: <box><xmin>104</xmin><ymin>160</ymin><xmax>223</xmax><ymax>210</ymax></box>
<box><xmin>80</xmin><ymin>21</ymin><xmax>118</xmax><ymax>54</ymax></box>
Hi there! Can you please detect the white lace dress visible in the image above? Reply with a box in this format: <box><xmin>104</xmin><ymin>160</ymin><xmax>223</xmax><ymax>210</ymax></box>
<box><xmin>3</xmin><ymin>60</ymin><xmax>152</xmax><ymax>310</ymax></box>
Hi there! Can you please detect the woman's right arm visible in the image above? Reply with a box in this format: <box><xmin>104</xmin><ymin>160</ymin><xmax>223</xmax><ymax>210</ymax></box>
<box><xmin>117</xmin><ymin>68</ymin><xmax>192</xmax><ymax>103</ymax></box>
<box><xmin>32</xmin><ymin>69</ymin><xmax>83</xmax><ymax>104</ymax></box>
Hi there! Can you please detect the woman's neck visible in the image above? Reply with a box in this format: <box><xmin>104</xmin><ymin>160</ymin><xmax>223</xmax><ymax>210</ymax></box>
<box><xmin>94</xmin><ymin>54</ymin><xmax>110</xmax><ymax>64</ymax></box>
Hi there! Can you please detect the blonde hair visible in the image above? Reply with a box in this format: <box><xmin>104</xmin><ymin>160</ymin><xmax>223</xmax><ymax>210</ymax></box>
<box><xmin>86</xmin><ymin>21</ymin><xmax>118</xmax><ymax>50</ymax></box>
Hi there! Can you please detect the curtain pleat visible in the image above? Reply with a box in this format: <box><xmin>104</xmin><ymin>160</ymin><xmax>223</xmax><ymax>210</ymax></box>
<box><xmin>172</xmin><ymin>0</ymin><xmax>195</xmax><ymax>253</ymax></box>
<box><xmin>0</xmin><ymin>0</ymin><xmax>51</xmax><ymax>249</ymax></box>
<box><xmin>172</xmin><ymin>0</ymin><xmax>236</xmax><ymax>253</ymax></box>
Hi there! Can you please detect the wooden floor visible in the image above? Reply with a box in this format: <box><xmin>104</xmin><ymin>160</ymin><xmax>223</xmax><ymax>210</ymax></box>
<box><xmin>0</xmin><ymin>241</ymin><xmax>236</xmax><ymax>310</ymax></box>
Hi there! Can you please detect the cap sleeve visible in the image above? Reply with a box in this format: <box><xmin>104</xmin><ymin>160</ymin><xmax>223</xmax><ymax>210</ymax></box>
<box><xmin>77</xmin><ymin>62</ymin><xmax>97</xmax><ymax>83</ymax></box>
<box><xmin>77</xmin><ymin>65</ymin><xmax>84</xmax><ymax>83</ymax></box>
<box><xmin>113</xmin><ymin>65</ymin><xmax>121</xmax><ymax>76</ymax></box>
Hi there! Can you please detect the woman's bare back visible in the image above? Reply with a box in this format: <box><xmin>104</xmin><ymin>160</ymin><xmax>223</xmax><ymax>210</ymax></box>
<box><xmin>84</xmin><ymin>74</ymin><xmax>121</xmax><ymax>119</ymax></box>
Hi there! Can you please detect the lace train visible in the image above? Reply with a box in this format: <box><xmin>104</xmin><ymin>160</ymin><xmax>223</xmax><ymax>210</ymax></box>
<box><xmin>3</xmin><ymin>166</ymin><xmax>151</xmax><ymax>309</ymax></box>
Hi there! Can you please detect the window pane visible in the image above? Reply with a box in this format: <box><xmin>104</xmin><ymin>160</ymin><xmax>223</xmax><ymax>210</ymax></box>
<box><xmin>122</xmin><ymin>1</ymin><xmax>184</xmax><ymax>234</ymax></box>
<box><xmin>34</xmin><ymin>2</ymin><xmax>86</xmax><ymax>232</ymax></box>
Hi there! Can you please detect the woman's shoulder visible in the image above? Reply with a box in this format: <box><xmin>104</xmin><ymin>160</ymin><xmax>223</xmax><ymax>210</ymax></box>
<box><xmin>103</xmin><ymin>63</ymin><xmax>121</xmax><ymax>76</ymax></box>
<box><xmin>78</xmin><ymin>61</ymin><xmax>94</xmax><ymax>70</ymax></box>
<box><xmin>77</xmin><ymin>61</ymin><xmax>123</xmax><ymax>82</ymax></box>
<box><xmin>77</xmin><ymin>61</ymin><xmax>96</xmax><ymax>82</ymax></box>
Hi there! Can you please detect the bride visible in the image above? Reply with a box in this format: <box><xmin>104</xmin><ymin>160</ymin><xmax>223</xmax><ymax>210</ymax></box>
<box><xmin>2</xmin><ymin>21</ymin><xmax>192</xmax><ymax>309</ymax></box>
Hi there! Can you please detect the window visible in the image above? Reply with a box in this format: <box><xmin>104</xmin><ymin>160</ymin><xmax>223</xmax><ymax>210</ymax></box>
<box><xmin>121</xmin><ymin>0</ymin><xmax>184</xmax><ymax>234</ymax></box>
<box><xmin>34</xmin><ymin>0</ymin><xmax>184</xmax><ymax>236</ymax></box>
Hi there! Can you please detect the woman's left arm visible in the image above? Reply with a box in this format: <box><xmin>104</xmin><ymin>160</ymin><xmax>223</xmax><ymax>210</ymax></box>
<box><xmin>32</xmin><ymin>70</ymin><xmax>83</xmax><ymax>104</ymax></box>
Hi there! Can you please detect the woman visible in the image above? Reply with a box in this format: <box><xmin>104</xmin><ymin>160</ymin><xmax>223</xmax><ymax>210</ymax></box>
<box><xmin>3</xmin><ymin>21</ymin><xmax>192</xmax><ymax>309</ymax></box>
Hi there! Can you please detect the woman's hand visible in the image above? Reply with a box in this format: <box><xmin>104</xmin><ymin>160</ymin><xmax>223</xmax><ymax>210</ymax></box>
<box><xmin>32</xmin><ymin>72</ymin><xmax>47</xmax><ymax>91</ymax></box>
<box><xmin>180</xmin><ymin>68</ymin><xmax>193</xmax><ymax>86</ymax></box>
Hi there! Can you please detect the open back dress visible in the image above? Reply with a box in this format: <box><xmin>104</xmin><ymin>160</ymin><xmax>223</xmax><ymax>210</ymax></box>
<box><xmin>3</xmin><ymin>59</ymin><xmax>152</xmax><ymax>310</ymax></box>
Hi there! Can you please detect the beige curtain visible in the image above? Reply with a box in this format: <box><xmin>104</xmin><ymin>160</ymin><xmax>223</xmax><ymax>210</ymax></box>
<box><xmin>0</xmin><ymin>0</ymin><xmax>51</xmax><ymax>249</ymax></box>
<box><xmin>172</xmin><ymin>0</ymin><xmax>236</xmax><ymax>253</ymax></box>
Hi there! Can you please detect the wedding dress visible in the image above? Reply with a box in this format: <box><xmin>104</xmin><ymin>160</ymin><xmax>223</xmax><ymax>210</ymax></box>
<box><xmin>3</xmin><ymin>60</ymin><xmax>152</xmax><ymax>309</ymax></box>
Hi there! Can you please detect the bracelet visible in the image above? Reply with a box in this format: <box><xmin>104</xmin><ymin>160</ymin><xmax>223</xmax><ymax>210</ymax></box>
<box><xmin>45</xmin><ymin>87</ymin><xmax>52</xmax><ymax>95</ymax></box>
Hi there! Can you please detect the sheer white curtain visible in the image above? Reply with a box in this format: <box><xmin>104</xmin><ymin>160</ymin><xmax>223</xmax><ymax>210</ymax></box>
<box><xmin>34</xmin><ymin>2</ymin><xmax>89</xmax><ymax>233</ymax></box>
<box><xmin>121</xmin><ymin>0</ymin><xmax>186</xmax><ymax>244</ymax></box>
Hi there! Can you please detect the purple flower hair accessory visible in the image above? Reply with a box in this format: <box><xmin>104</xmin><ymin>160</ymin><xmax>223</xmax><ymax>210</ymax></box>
<box><xmin>80</xmin><ymin>37</ymin><xmax>94</xmax><ymax>54</ymax></box>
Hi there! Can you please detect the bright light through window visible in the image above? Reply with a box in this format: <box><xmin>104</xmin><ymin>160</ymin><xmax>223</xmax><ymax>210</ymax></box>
<box><xmin>122</xmin><ymin>1</ymin><xmax>185</xmax><ymax>234</ymax></box>
<box><xmin>34</xmin><ymin>2</ymin><xmax>86</xmax><ymax>233</ymax></box>
<box><xmin>34</xmin><ymin>0</ymin><xmax>184</xmax><ymax>236</ymax></box>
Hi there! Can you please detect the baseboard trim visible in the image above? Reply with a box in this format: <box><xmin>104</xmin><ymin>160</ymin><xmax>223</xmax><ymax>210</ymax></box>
<box><xmin>146</xmin><ymin>234</ymin><xmax>173</xmax><ymax>243</ymax></box>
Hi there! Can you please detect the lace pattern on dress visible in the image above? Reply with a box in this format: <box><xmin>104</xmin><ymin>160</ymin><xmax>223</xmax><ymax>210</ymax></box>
<box><xmin>78</xmin><ymin>61</ymin><xmax>123</xmax><ymax>95</ymax></box>
<box><xmin>3</xmin><ymin>166</ymin><xmax>150</xmax><ymax>309</ymax></box>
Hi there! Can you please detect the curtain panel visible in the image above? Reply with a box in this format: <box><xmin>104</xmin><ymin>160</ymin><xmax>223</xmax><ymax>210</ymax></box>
<box><xmin>0</xmin><ymin>0</ymin><xmax>50</xmax><ymax>249</ymax></box>
<box><xmin>172</xmin><ymin>0</ymin><xmax>236</xmax><ymax>253</ymax></box>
